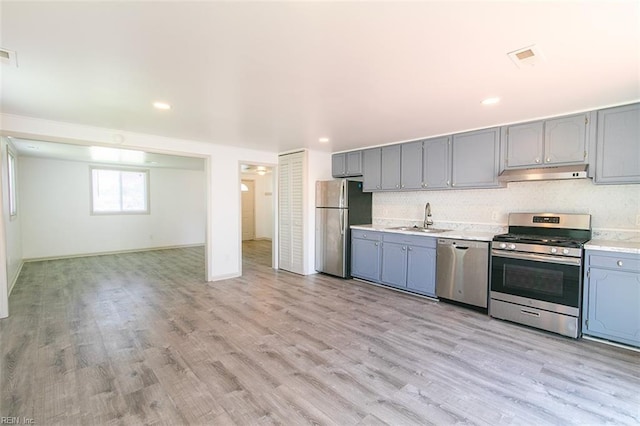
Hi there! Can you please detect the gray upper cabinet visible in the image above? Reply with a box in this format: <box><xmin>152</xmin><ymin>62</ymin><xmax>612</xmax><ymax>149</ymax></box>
<box><xmin>381</xmin><ymin>145</ymin><xmax>402</xmax><ymax>190</ymax></box>
<box><xmin>544</xmin><ymin>114</ymin><xmax>588</xmax><ymax>165</ymax></box>
<box><xmin>332</xmin><ymin>151</ymin><xmax>363</xmax><ymax>177</ymax></box>
<box><xmin>400</xmin><ymin>141</ymin><xmax>424</xmax><ymax>190</ymax></box>
<box><xmin>503</xmin><ymin>113</ymin><xmax>589</xmax><ymax>169</ymax></box>
<box><xmin>362</xmin><ymin>148</ymin><xmax>382</xmax><ymax>191</ymax></box>
<box><xmin>503</xmin><ymin>121</ymin><xmax>544</xmax><ymax>168</ymax></box>
<box><xmin>451</xmin><ymin>128</ymin><xmax>501</xmax><ymax>188</ymax></box>
<box><xmin>594</xmin><ymin>103</ymin><xmax>640</xmax><ymax>184</ymax></box>
<box><xmin>422</xmin><ymin>136</ymin><xmax>451</xmax><ymax>189</ymax></box>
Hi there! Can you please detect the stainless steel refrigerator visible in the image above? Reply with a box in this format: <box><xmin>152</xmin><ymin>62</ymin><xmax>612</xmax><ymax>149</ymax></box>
<box><xmin>315</xmin><ymin>179</ymin><xmax>372</xmax><ymax>278</ymax></box>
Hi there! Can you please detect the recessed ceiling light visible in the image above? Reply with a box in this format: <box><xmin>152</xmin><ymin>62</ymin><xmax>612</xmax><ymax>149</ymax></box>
<box><xmin>153</xmin><ymin>101</ymin><xmax>171</xmax><ymax>110</ymax></box>
<box><xmin>319</xmin><ymin>137</ymin><xmax>330</xmax><ymax>143</ymax></box>
<box><xmin>481</xmin><ymin>97</ymin><xmax>500</xmax><ymax>106</ymax></box>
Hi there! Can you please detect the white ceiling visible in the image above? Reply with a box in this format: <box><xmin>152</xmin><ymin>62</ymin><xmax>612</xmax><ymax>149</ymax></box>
<box><xmin>9</xmin><ymin>138</ymin><xmax>205</xmax><ymax>170</ymax></box>
<box><xmin>1</xmin><ymin>1</ymin><xmax>639</xmax><ymax>154</ymax></box>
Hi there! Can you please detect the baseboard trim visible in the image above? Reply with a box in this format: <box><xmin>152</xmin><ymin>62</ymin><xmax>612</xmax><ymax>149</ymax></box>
<box><xmin>581</xmin><ymin>335</ymin><xmax>640</xmax><ymax>353</ymax></box>
<box><xmin>208</xmin><ymin>272</ymin><xmax>241</xmax><ymax>282</ymax></box>
<box><xmin>23</xmin><ymin>244</ymin><xmax>205</xmax><ymax>263</ymax></box>
<box><xmin>8</xmin><ymin>261</ymin><xmax>24</xmax><ymax>295</ymax></box>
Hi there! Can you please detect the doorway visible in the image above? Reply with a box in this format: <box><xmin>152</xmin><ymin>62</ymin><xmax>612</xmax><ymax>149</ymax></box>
<box><xmin>240</xmin><ymin>164</ymin><xmax>274</xmax><ymax>268</ymax></box>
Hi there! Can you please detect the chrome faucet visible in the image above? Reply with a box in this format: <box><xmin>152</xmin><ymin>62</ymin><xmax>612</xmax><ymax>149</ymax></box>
<box><xmin>424</xmin><ymin>203</ymin><xmax>433</xmax><ymax>228</ymax></box>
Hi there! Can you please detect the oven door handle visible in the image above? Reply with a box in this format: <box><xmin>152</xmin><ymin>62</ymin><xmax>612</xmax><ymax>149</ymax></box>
<box><xmin>491</xmin><ymin>250</ymin><xmax>582</xmax><ymax>266</ymax></box>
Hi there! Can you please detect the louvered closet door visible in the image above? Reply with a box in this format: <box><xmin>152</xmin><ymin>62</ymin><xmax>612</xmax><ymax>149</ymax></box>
<box><xmin>278</xmin><ymin>151</ymin><xmax>305</xmax><ymax>274</ymax></box>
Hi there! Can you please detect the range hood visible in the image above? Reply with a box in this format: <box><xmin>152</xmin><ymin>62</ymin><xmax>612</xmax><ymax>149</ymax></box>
<box><xmin>498</xmin><ymin>164</ymin><xmax>589</xmax><ymax>183</ymax></box>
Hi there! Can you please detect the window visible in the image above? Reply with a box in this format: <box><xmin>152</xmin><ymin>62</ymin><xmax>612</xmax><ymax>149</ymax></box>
<box><xmin>7</xmin><ymin>150</ymin><xmax>17</xmax><ymax>217</ymax></box>
<box><xmin>91</xmin><ymin>167</ymin><xmax>149</xmax><ymax>214</ymax></box>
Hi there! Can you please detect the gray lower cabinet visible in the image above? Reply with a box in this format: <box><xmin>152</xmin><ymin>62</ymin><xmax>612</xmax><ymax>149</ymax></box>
<box><xmin>351</xmin><ymin>230</ymin><xmax>381</xmax><ymax>282</ymax></box>
<box><xmin>583</xmin><ymin>250</ymin><xmax>640</xmax><ymax>347</ymax></box>
<box><xmin>332</xmin><ymin>151</ymin><xmax>363</xmax><ymax>177</ymax></box>
<box><xmin>594</xmin><ymin>103</ymin><xmax>640</xmax><ymax>184</ymax></box>
<box><xmin>451</xmin><ymin>127</ymin><xmax>501</xmax><ymax>188</ymax></box>
<box><xmin>380</xmin><ymin>233</ymin><xmax>437</xmax><ymax>297</ymax></box>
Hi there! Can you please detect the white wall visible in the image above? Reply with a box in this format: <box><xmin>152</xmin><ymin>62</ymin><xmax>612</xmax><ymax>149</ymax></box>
<box><xmin>19</xmin><ymin>156</ymin><xmax>206</xmax><ymax>259</ymax></box>
<box><xmin>373</xmin><ymin>179</ymin><xmax>640</xmax><ymax>239</ymax></box>
<box><xmin>241</xmin><ymin>172</ymin><xmax>273</xmax><ymax>240</ymax></box>
<box><xmin>305</xmin><ymin>149</ymin><xmax>332</xmax><ymax>274</ymax></box>
<box><xmin>0</xmin><ymin>113</ymin><xmax>279</xmax><ymax>282</ymax></box>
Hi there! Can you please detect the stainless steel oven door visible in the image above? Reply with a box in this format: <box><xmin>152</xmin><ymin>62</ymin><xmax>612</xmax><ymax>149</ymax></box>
<box><xmin>490</xmin><ymin>250</ymin><xmax>582</xmax><ymax>309</ymax></box>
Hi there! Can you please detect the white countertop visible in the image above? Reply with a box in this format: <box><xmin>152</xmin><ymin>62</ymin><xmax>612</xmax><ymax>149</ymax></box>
<box><xmin>585</xmin><ymin>240</ymin><xmax>640</xmax><ymax>255</ymax></box>
<box><xmin>351</xmin><ymin>224</ymin><xmax>495</xmax><ymax>242</ymax></box>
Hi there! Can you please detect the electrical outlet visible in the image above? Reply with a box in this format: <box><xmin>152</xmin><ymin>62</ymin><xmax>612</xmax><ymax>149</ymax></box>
<box><xmin>636</xmin><ymin>215</ymin><xmax>640</xmax><ymax>226</ymax></box>
<box><xmin>491</xmin><ymin>211</ymin><xmax>499</xmax><ymax>221</ymax></box>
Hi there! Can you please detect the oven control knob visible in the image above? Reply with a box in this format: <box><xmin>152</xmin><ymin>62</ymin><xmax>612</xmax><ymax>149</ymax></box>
<box><xmin>508</xmin><ymin>244</ymin><xmax>516</xmax><ymax>250</ymax></box>
<box><xmin>499</xmin><ymin>243</ymin><xmax>507</xmax><ymax>249</ymax></box>
<box><xmin>550</xmin><ymin>247</ymin><xmax>558</xmax><ymax>254</ymax></box>
<box><xmin>562</xmin><ymin>248</ymin><xmax>570</xmax><ymax>255</ymax></box>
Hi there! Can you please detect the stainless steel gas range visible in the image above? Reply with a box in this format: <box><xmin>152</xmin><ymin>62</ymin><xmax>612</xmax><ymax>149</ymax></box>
<box><xmin>489</xmin><ymin>213</ymin><xmax>592</xmax><ymax>338</ymax></box>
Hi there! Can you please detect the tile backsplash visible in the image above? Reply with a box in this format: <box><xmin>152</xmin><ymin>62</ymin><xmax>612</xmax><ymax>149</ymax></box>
<box><xmin>373</xmin><ymin>179</ymin><xmax>640</xmax><ymax>240</ymax></box>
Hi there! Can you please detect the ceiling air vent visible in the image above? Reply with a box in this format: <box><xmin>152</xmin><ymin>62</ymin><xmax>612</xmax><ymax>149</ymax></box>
<box><xmin>508</xmin><ymin>45</ymin><xmax>544</xmax><ymax>68</ymax></box>
<box><xmin>0</xmin><ymin>48</ymin><xmax>18</xmax><ymax>67</ymax></box>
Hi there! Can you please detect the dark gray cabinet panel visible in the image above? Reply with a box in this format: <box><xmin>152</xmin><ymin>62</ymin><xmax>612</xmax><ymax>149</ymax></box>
<box><xmin>381</xmin><ymin>145</ymin><xmax>402</xmax><ymax>190</ymax></box>
<box><xmin>351</xmin><ymin>230</ymin><xmax>381</xmax><ymax>282</ymax></box>
<box><xmin>400</xmin><ymin>141</ymin><xmax>423</xmax><ymax>190</ymax></box>
<box><xmin>583</xmin><ymin>250</ymin><xmax>640</xmax><ymax>347</ymax></box>
<box><xmin>362</xmin><ymin>148</ymin><xmax>382</xmax><ymax>191</ymax></box>
<box><xmin>451</xmin><ymin>128</ymin><xmax>501</xmax><ymax>188</ymax></box>
<box><xmin>595</xmin><ymin>103</ymin><xmax>640</xmax><ymax>184</ymax></box>
<box><xmin>332</xmin><ymin>151</ymin><xmax>363</xmax><ymax>177</ymax></box>
<box><xmin>422</xmin><ymin>136</ymin><xmax>450</xmax><ymax>189</ymax></box>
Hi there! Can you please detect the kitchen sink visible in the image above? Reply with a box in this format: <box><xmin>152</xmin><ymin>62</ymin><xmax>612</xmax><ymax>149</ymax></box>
<box><xmin>386</xmin><ymin>226</ymin><xmax>449</xmax><ymax>234</ymax></box>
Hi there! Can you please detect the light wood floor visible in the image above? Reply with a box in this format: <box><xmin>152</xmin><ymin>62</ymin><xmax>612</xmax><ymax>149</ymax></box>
<box><xmin>1</xmin><ymin>240</ymin><xmax>638</xmax><ymax>425</ymax></box>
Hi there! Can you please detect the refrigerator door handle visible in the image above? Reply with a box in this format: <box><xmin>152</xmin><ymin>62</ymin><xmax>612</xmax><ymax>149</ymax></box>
<box><xmin>339</xmin><ymin>179</ymin><xmax>346</xmax><ymax>208</ymax></box>
<box><xmin>339</xmin><ymin>209</ymin><xmax>344</xmax><ymax>236</ymax></box>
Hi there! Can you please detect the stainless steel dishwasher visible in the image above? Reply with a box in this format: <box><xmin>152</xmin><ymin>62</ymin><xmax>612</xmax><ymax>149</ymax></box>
<box><xmin>436</xmin><ymin>238</ymin><xmax>489</xmax><ymax>308</ymax></box>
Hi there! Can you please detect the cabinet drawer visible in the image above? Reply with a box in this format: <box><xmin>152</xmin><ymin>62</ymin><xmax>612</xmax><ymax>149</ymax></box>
<box><xmin>351</xmin><ymin>229</ymin><xmax>382</xmax><ymax>241</ymax></box>
<box><xmin>383</xmin><ymin>233</ymin><xmax>437</xmax><ymax>248</ymax></box>
<box><xmin>588</xmin><ymin>253</ymin><xmax>640</xmax><ymax>272</ymax></box>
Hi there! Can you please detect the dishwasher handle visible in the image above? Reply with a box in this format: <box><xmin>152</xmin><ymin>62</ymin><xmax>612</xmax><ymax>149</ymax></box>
<box><xmin>455</xmin><ymin>246</ymin><xmax>469</xmax><ymax>250</ymax></box>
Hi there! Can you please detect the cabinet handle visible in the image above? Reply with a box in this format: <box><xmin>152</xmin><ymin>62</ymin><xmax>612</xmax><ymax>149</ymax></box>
<box><xmin>617</xmin><ymin>260</ymin><xmax>623</xmax><ymax>267</ymax></box>
<box><xmin>402</xmin><ymin>246</ymin><xmax>406</xmax><ymax>251</ymax></box>
<box><xmin>363</xmin><ymin>234</ymin><xmax>367</xmax><ymax>238</ymax></box>
<box><xmin>546</xmin><ymin>158</ymin><xmax>551</xmax><ymax>162</ymax></box>
<box><xmin>396</xmin><ymin>184</ymin><xmax>399</xmax><ymax>188</ymax></box>
<box><xmin>535</xmin><ymin>158</ymin><xmax>540</xmax><ymax>163</ymax></box>
<box><xmin>446</xmin><ymin>180</ymin><xmax>450</xmax><ymax>186</ymax></box>
<box><xmin>401</xmin><ymin>184</ymin><xmax>405</xmax><ymax>188</ymax></box>
<box><xmin>375</xmin><ymin>242</ymin><xmax>379</xmax><ymax>246</ymax></box>
<box><xmin>408</xmin><ymin>247</ymin><xmax>412</xmax><ymax>251</ymax></box>
<box><xmin>452</xmin><ymin>183</ymin><xmax>456</xmax><ymax>187</ymax></box>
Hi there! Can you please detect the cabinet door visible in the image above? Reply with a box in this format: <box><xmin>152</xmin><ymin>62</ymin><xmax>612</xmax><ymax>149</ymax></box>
<box><xmin>585</xmin><ymin>268</ymin><xmax>640</xmax><ymax>347</ymax></box>
<box><xmin>504</xmin><ymin>121</ymin><xmax>544</xmax><ymax>168</ymax></box>
<box><xmin>362</xmin><ymin>148</ymin><xmax>382</xmax><ymax>191</ymax></box>
<box><xmin>346</xmin><ymin>151</ymin><xmax>363</xmax><ymax>176</ymax></box>
<box><xmin>544</xmin><ymin>114</ymin><xmax>588</xmax><ymax>165</ymax></box>
<box><xmin>351</xmin><ymin>238</ymin><xmax>381</xmax><ymax>282</ymax></box>
<box><xmin>451</xmin><ymin>128</ymin><xmax>501</xmax><ymax>188</ymax></box>
<box><xmin>423</xmin><ymin>136</ymin><xmax>450</xmax><ymax>189</ymax></box>
<box><xmin>381</xmin><ymin>145</ymin><xmax>402</xmax><ymax>190</ymax></box>
<box><xmin>380</xmin><ymin>242</ymin><xmax>407</xmax><ymax>287</ymax></box>
<box><xmin>595</xmin><ymin>103</ymin><xmax>640</xmax><ymax>184</ymax></box>
<box><xmin>406</xmin><ymin>246</ymin><xmax>436</xmax><ymax>296</ymax></box>
<box><xmin>400</xmin><ymin>141</ymin><xmax>423</xmax><ymax>190</ymax></box>
<box><xmin>331</xmin><ymin>153</ymin><xmax>346</xmax><ymax>177</ymax></box>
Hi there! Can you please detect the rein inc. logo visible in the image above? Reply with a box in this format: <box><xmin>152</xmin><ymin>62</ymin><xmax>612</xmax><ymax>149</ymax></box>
<box><xmin>0</xmin><ymin>418</ymin><xmax>35</xmax><ymax>424</ymax></box>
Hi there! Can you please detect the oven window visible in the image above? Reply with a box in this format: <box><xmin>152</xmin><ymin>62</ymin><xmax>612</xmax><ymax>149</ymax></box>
<box><xmin>491</xmin><ymin>255</ymin><xmax>581</xmax><ymax>307</ymax></box>
<box><xmin>504</xmin><ymin>264</ymin><xmax>564</xmax><ymax>297</ymax></box>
